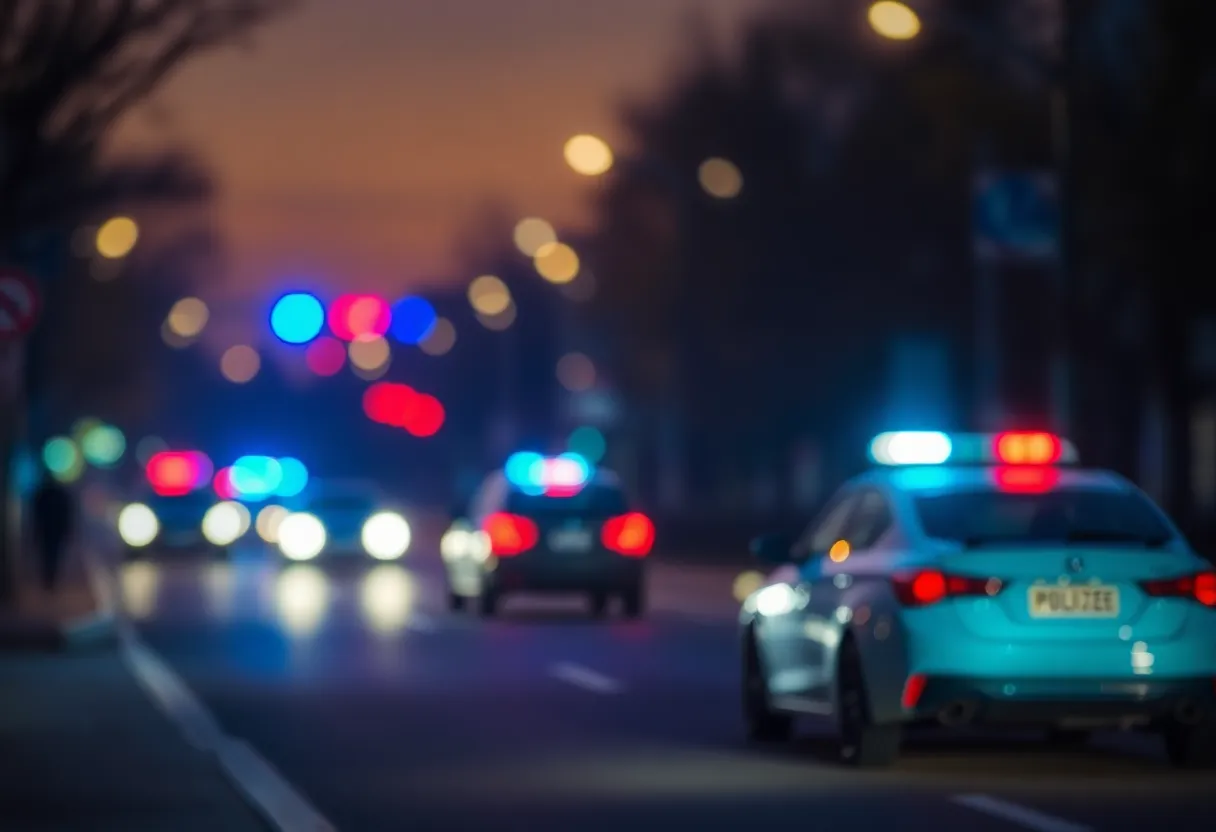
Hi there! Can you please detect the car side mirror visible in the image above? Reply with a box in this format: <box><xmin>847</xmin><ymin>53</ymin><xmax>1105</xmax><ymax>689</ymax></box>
<box><xmin>750</xmin><ymin>533</ymin><xmax>795</xmax><ymax>565</ymax></box>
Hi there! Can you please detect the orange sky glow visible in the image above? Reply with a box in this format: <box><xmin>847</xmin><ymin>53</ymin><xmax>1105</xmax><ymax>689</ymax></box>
<box><xmin>115</xmin><ymin>0</ymin><xmax>773</xmax><ymax>303</ymax></box>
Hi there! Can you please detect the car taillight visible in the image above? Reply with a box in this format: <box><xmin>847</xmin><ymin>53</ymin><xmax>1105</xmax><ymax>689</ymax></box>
<box><xmin>483</xmin><ymin>512</ymin><xmax>538</xmax><ymax>556</ymax></box>
<box><xmin>602</xmin><ymin>512</ymin><xmax>654</xmax><ymax>557</ymax></box>
<box><xmin>892</xmin><ymin>570</ymin><xmax>1004</xmax><ymax>607</ymax></box>
<box><xmin>1140</xmin><ymin>572</ymin><xmax>1216</xmax><ymax>607</ymax></box>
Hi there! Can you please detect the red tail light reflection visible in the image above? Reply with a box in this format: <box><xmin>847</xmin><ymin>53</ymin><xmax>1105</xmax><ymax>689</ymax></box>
<box><xmin>602</xmin><ymin>513</ymin><xmax>655</xmax><ymax>557</ymax></box>
<box><xmin>483</xmin><ymin>512</ymin><xmax>538</xmax><ymax>556</ymax></box>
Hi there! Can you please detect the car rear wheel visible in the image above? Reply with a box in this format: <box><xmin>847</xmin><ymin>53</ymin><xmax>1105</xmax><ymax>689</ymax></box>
<box><xmin>1045</xmin><ymin>727</ymin><xmax>1091</xmax><ymax>747</ymax></box>
<box><xmin>477</xmin><ymin>590</ymin><xmax>500</xmax><ymax>617</ymax></box>
<box><xmin>743</xmin><ymin>630</ymin><xmax>794</xmax><ymax>742</ymax></box>
<box><xmin>620</xmin><ymin>584</ymin><xmax>644</xmax><ymax>618</ymax></box>
<box><xmin>836</xmin><ymin>637</ymin><xmax>900</xmax><ymax>767</ymax></box>
<box><xmin>589</xmin><ymin>591</ymin><xmax>610</xmax><ymax>618</ymax></box>
<box><xmin>1163</xmin><ymin>721</ymin><xmax>1216</xmax><ymax>769</ymax></box>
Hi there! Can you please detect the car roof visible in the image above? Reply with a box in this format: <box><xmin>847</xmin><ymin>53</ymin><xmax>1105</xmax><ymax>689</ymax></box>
<box><xmin>851</xmin><ymin>466</ymin><xmax>1133</xmax><ymax>497</ymax></box>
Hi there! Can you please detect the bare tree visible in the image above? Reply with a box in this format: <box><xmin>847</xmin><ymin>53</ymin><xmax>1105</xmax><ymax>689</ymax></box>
<box><xmin>0</xmin><ymin>0</ymin><xmax>295</xmax><ymax>603</ymax></box>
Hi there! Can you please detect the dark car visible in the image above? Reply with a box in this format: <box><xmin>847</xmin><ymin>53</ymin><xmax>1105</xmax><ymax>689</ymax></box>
<box><xmin>120</xmin><ymin>490</ymin><xmax>232</xmax><ymax>559</ymax></box>
<box><xmin>441</xmin><ymin>461</ymin><xmax>654</xmax><ymax>618</ymax></box>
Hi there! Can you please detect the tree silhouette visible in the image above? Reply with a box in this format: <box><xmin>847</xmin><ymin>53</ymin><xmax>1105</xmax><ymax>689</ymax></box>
<box><xmin>0</xmin><ymin>0</ymin><xmax>294</xmax><ymax>602</ymax></box>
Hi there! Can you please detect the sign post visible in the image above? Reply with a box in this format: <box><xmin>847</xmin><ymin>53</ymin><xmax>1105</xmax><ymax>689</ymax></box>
<box><xmin>0</xmin><ymin>266</ymin><xmax>39</xmax><ymax>605</ymax></box>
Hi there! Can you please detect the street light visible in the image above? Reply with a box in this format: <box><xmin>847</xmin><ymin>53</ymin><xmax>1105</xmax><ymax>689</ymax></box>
<box><xmin>563</xmin><ymin>134</ymin><xmax>614</xmax><ymax>176</ymax></box>
<box><xmin>96</xmin><ymin>216</ymin><xmax>139</xmax><ymax>259</ymax></box>
<box><xmin>868</xmin><ymin>1</ymin><xmax>922</xmax><ymax>40</ymax></box>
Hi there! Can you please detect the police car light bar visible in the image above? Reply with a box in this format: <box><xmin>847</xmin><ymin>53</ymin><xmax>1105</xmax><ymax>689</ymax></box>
<box><xmin>504</xmin><ymin>451</ymin><xmax>592</xmax><ymax>494</ymax></box>
<box><xmin>869</xmin><ymin>431</ymin><xmax>1078</xmax><ymax>467</ymax></box>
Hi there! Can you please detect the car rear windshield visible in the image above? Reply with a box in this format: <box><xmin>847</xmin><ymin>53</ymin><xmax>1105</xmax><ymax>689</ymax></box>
<box><xmin>913</xmin><ymin>488</ymin><xmax>1175</xmax><ymax>546</ymax></box>
<box><xmin>505</xmin><ymin>484</ymin><xmax>628</xmax><ymax>517</ymax></box>
<box><xmin>310</xmin><ymin>496</ymin><xmax>374</xmax><ymax>513</ymax></box>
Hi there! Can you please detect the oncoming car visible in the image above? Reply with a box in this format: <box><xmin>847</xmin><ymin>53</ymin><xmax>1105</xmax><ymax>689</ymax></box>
<box><xmin>275</xmin><ymin>479</ymin><xmax>411</xmax><ymax>563</ymax></box>
<box><xmin>117</xmin><ymin>491</ymin><xmax>249</xmax><ymax>557</ymax></box>
<box><xmin>740</xmin><ymin>431</ymin><xmax>1216</xmax><ymax>769</ymax></box>
<box><xmin>441</xmin><ymin>453</ymin><xmax>654</xmax><ymax>617</ymax></box>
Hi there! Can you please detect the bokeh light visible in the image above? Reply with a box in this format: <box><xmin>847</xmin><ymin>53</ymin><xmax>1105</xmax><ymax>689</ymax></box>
<box><xmin>563</xmin><ymin>134</ymin><xmax>614</xmax><ymax>176</ymax></box>
<box><xmin>147</xmin><ymin>451</ymin><xmax>212</xmax><ymax>496</ymax></box>
<box><xmin>361</xmin><ymin>512</ymin><xmax>412</xmax><ymax>561</ymax></box>
<box><xmin>214</xmin><ymin>467</ymin><xmax>238</xmax><ymax>500</ymax></box>
<box><xmin>220</xmin><ymin>345</ymin><xmax>260</xmax><ymax>383</ymax></box>
<box><xmin>363</xmin><ymin>382</ymin><xmax>416</xmax><ymax>426</ymax></box>
<box><xmin>388</xmin><ymin>296</ymin><xmax>437</xmax><ymax>345</ymax></box>
<box><xmin>278</xmin><ymin>513</ymin><xmax>326</xmax><ymax>562</ymax></box>
<box><xmin>733</xmin><ymin>570</ymin><xmax>766</xmax><ymax>602</ymax></box>
<box><xmin>80</xmin><ymin>424</ymin><xmax>126</xmax><ymax>468</ymax></box>
<box><xmin>348</xmin><ymin>295</ymin><xmax>391</xmax><ymax>341</ymax></box>
<box><xmin>868</xmin><ymin>1</ymin><xmax>922</xmax><ymax>40</ymax></box>
<box><xmin>419</xmin><ymin>317</ymin><xmax>456</xmax><ymax>356</ymax></box>
<box><xmin>404</xmin><ymin>394</ymin><xmax>445</xmax><ymax>437</ymax></box>
<box><xmin>256</xmin><ymin>505</ymin><xmax>289</xmax><ymax>543</ymax></box>
<box><xmin>118</xmin><ymin>503</ymin><xmax>158</xmax><ymax>548</ymax></box>
<box><xmin>534</xmin><ymin>242</ymin><xmax>580</xmax><ymax>284</ymax></box>
<box><xmin>468</xmin><ymin>275</ymin><xmax>511</xmax><ymax>316</ymax></box>
<box><xmin>349</xmin><ymin>336</ymin><xmax>391</xmax><ymax>372</ymax></box>
<box><xmin>305</xmin><ymin>336</ymin><xmax>346</xmax><ymax>376</ymax></box>
<box><xmin>567</xmin><ymin>426</ymin><xmax>607</xmax><ymax>463</ymax></box>
<box><xmin>230</xmin><ymin>455</ymin><xmax>283</xmax><ymax>500</ymax></box>
<box><xmin>161</xmin><ymin>319</ymin><xmax>194</xmax><ymax>349</ymax></box>
<box><xmin>476</xmin><ymin>301</ymin><xmax>516</xmax><ymax>331</ymax></box>
<box><xmin>96</xmin><ymin>216</ymin><xmax>139</xmax><ymax>259</ymax></box>
<box><xmin>42</xmin><ymin>437</ymin><xmax>82</xmax><ymax>482</ymax></box>
<box><xmin>698</xmin><ymin>157</ymin><xmax>744</xmax><ymax>199</ymax></box>
<box><xmin>556</xmin><ymin>352</ymin><xmax>596</xmax><ymax>392</ymax></box>
<box><xmin>274</xmin><ymin>458</ymin><xmax>309</xmax><ymax>497</ymax></box>
<box><xmin>202</xmin><ymin>501</ymin><xmax>250</xmax><ymax>547</ymax></box>
<box><xmin>167</xmin><ymin>297</ymin><xmax>209</xmax><ymax>338</ymax></box>
<box><xmin>270</xmin><ymin>293</ymin><xmax>325</xmax><ymax>345</ymax></box>
<box><xmin>513</xmin><ymin>218</ymin><xmax>557</xmax><ymax>257</ymax></box>
<box><xmin>353</xmin><ymin>362</ymin><xmax>389</xmax><ymax>382</ymax></box>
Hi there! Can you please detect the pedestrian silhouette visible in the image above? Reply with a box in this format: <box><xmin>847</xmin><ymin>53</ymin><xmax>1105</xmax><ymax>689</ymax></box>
<box><xmin>31</xmin><ymin>473</ymin><xmax>75</xmax><ymax>593</ymax></box>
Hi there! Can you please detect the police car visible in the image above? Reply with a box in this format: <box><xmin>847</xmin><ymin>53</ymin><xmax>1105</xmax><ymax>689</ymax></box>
<box><xmin>741</xmin><ymin>431</ymin><xmax>1216</xmax><ymax>768</ymax></box>
<box><xmin>441</xmin><ymin>453</ymin><xmax>654</xmax><ymax>618</ymax></box>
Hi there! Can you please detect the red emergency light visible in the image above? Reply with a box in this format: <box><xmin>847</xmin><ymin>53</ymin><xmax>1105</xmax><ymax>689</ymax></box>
<box><xmin>146</xmin><ymin>451</ymin><xmax>212</xmax><ymax>496</ymax></box>
<box><xmin>994</xmin><ymin>432</ymin><xmax>1063</xmax><ymax>466</ymax></box>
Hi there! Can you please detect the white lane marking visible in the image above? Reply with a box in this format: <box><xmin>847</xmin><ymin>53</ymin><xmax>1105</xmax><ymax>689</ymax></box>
<box><xmin>550</xmin><ymin>662</ymin><xmax>623</xmax><ymax>694</ymax></box>
<box><xmin>119</xmin><ymin>628</ymin><xmax>336</xmax><ymax>832</ymax></box>
<box><xmin>952</xmin><ymin>794</ymin><xmax>1092</xmax><ymax>832</ymax></box>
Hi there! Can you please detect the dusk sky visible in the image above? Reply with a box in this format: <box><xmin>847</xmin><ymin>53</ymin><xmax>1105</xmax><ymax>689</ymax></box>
<box><xmin>114</xmin><ymin>0</ymin><xmax>775</xmax><ymax>303</ymax></box>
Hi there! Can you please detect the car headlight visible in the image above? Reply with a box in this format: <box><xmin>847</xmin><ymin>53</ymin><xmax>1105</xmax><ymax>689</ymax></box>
<box><xmin>202</xmin><ymin>501</ymin><xmax>251</xmax><ymax>546</ymax></box>
<box><xmin>118</xmin><ymin>503</ymin><xmax>159</xmax><ymax>547</ymax></box>
<box><xmin>361</xmin><ymin>511</ymin><xmax>411</xmax><ymax>560</ymax></box>
<box><xmin>278</xmin><ymin>512</ymin><xmax>326</xmax><ymax>561</ymax></box>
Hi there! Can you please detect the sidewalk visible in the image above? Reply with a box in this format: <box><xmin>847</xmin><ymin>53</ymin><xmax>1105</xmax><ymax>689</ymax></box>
<box><xmin>0</xmin><ymin>546</ymin><xmax>116</xmax><ymax>650</ymax></box>
<box><xmin>0</xmin><ymin>649</ymin><xmax>270</xmax><ymax>831</ymax></box>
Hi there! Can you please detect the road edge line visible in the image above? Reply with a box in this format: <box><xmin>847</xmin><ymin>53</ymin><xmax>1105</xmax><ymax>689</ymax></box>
<box><xmin>951</xmin><ymin>793</ymin><xmax>1092</xmax><ymax>832</ymax></box>
<box><xmin>118</xmin><ymin>627</ymin><xmax>337</xmax><ymax>832</ymax></box>
<box><xmin>549</xmin><ymin>662</ymin><xmax>623</xmax><ymax>694</ymax></box>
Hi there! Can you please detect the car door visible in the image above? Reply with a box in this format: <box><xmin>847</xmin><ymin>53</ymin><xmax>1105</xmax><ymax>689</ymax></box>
<box><xmin>757</xmin><ymin>489</ymin><xmax>859</xmax><ymax>707</ymax></box>
<box><xmin>802</xmin><ymin>487</ymin><xmax>896</xmax><ymax>706</ymax></box>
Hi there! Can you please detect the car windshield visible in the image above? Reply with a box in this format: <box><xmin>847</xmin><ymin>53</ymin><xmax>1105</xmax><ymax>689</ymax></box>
<box><xmin>913</xmin><ymin>488</ymin><xmax>1176</xmax><ymax>547</ymax></box>
<box><xmin>505</xmin><ymin>484</ymin><xmax>628</xmax><ymax>517</ymax></box>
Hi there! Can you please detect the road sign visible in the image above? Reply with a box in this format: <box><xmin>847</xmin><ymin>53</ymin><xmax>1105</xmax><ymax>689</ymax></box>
<box><xmin>972</xmin><ymin>171</ymin><xmax>1059</xmax><ymax>264</ymax></box>
<box><xmin>0</xmin><ymin>267</ymin><xmax>40</xmax><ymax>339</ymax></box>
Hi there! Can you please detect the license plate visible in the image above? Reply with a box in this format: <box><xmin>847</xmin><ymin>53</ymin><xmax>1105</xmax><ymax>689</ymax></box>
<box><xmin>1028</xmin><ymin>585</ymin><xmax>1120</xmax><ymax>618</ymax></box>
<box><xmin>548</xmin><ymin>529</ymin><xmax>592</xmax><ymax>552</ymax></box>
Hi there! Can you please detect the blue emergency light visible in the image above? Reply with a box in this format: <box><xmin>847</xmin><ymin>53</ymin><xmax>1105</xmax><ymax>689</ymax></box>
<box><xmin>869</xmin><ymin>431</ymin><xmax>1078</xmax><ymax>467</ymax></box>
<box><xmin>505</xmin><ymin>451</ymin><xmax>592</xmax><ymax>496</ymax></box>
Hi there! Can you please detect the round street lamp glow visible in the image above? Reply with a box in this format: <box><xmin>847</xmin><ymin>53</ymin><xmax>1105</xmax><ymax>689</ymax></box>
<box><xmin>868</xmin><ymin>1</ymin><xmax>922</xmax><ymax>40</ymax></box>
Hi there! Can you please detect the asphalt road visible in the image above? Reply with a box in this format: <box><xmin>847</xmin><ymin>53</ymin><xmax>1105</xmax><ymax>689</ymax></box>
<box><xmin>123</xmin><ymin>547</ymin><xmax>1215</xmax><ymax>831</ymax></box>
